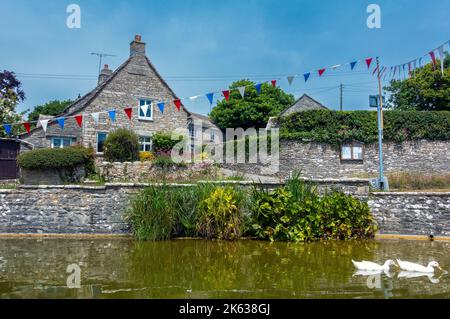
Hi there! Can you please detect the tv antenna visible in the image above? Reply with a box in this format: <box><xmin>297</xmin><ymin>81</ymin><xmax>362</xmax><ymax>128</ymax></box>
<box><xmin>90</xmin><ymin>52</ymin><xmax>116</xmax><ymax>74</ymax></box>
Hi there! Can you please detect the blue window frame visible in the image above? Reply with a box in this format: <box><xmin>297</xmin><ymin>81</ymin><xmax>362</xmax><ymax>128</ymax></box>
<box><xmin>51</xmin><ymin>137</ymin><xmax>74</xmax><ymax>149</ymax></box>
<box><xmin>138</xmin><ymin>99</ymin><xmax>153</xmax><ymax>120</ymax></box>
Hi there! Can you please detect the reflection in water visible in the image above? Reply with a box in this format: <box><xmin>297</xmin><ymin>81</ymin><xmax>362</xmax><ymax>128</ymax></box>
<box><xmin>0</xmin><ymin>238</ymin><xmax>448</xmax><ymax>299</ymax></box>
<box><xmin>398</xmin><ymin>271</ymin><xmax>441</xmax><ymax>284</ymax></box>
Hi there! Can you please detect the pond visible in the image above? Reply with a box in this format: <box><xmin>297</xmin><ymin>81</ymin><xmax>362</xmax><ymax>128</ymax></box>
<box><xmin>0</xmin><ymin>238</ymin><xmax>448</xmax><ymax>299</ymax></box>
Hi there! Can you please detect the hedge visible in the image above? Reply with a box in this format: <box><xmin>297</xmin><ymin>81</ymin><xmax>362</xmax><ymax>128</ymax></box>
<box><xmin>103</xmin><ymin>128</ymin><xmax>140</xmax><ymax>162</ymax></box>
<box><xmin>17</xmin><ymin>146</ymin><xmax>94</xmax><ymax>170</ymax></box>
<box><xmin>277</xmin><ymin>110</ymin><xmax>450</xmax><ymax>145</ymax></box>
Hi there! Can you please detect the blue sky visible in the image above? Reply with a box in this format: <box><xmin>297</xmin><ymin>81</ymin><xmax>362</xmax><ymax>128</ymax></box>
<box><xmin>1</xmin><ymin>0</ymin><xmax>449</xmax><ymax>116</ymax></box>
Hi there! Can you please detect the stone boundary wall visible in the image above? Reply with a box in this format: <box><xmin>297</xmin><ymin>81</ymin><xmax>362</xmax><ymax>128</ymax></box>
<box><xmin>369</xmin><ymin>192</ymin><xmax>450</xmax><ymax>237</ymax></box>
<box><xmin>0</xmin><ymin>182</ymin><xmax>449</xmax><ymax>236</ymax></box>
<box><xmin>223</xmin><ymin>139</ymin><xmax>450</xmax><ymax>179</ymax></box>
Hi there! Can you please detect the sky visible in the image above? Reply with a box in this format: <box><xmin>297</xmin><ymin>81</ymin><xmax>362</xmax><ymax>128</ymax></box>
<box><xmin>1</xmin><ymin>0</ymin><xmax>449</xmax><ymax>116</ymax></box>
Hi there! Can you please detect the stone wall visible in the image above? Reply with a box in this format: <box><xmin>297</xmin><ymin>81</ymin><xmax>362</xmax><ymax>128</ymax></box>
<box><xmin>223</xmin><ymin>139</ymin><xmax>450</xmax><ymax>179</ymax></box>
<box><xmin>1</xmin><ymin>183</ymin><xmax>449</xmax><ymax>236</ymax></box>
<box><xmin>369</xmin><ymin>192</ymin><xmax>450</xmax><ymax>237</ymax></box>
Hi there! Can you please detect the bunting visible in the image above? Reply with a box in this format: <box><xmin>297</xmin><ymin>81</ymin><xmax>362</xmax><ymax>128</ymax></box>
<box><xmin>157</xmin><ymin>102</ymin><xmax>165</xmax><ymax>114</ymax></box>
<box><xmin>303</xmin><ymin>72</ymin><xmax>310</xmax><ymax>82</ymax></box>
<box><xmin>286</xmin><ymin>75</ymin><xmax>295</xmax><ymax>86</ymax></box>
<box><xmin>173</xmin><ymin>99</ymin><xmax>182</xmax><ymax>111</ymax></box>
<box><xmin>75</xmin><ymin>114</ymin><xmax>83</xmax><ymax>127</ymax></box>
<box><xmin>108</xmin><ymin>110</ymin><xmax>116</xmax><ymax>122</ymax></box>
<box><xmin>23</xmin><ymin>122</ymin><xmax>31</xmax><ymax>134</ymax></box>
<box><xmin>350</xmin><ymin>61</ymin><xmax>357</xmax><ymax>70</ymax></box>
<box><xmin>318</xmin><ymin>68</ymin><xmax>326</xmax><ymax>77</ymax></box>
<box><xmin>237</xmin><ymin>86</ymin><xmax>246</xmax><ymax>98</ymax></box>
<box><xmin>271</xmin><ymin>80</ymin><xmax>277</xmax><ymax>88</ymax></box>
<box><xmin>124</xmin><ymin>107</ymin><xmax>133</xmax><ymax>120</ymax></box>
<box><xmin>3</xmin><ymin>124</ymin><xmax>12</xmax><ymax>135</ymax></box>
<box><xmin>56</xmin><ymin>118</ymin><xmax>65</xmax><ymax>130</ymax></box>
<box><xmin>91</xmin><ymin>112</ymin><xmax>100</xmax><ymax>126</ymax></box>
<box><xmin>206</xmin><ymin>93</ymin><xmax>214</xmax><ymax>105</ymax></box>
<box><xmin>222</xmin><ymin>90</ymin><xmax>230</xmax><ymax>102</ymax></box>
<box><xmin>40</xmin><ymin>119</ymin><xmax>49</xmax><ymax>133</ymax></box>
<box><xmin>365</xmin><ymin>58</ymin><xmax>373</xmax><ymax>69</ymax></box>
<box><xmin>255</xmin><ymin>83</ymin><xmax>262</xmax><ymax>94</ymax></box>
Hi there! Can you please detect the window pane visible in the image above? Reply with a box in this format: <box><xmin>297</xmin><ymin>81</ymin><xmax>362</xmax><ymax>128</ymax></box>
<box><xmin>97</xmin><ymin>133</ymin><xmax>107</xmax><ymax>153</ymax></box>
<box><xmin>53</xmin><ymin>138</ymin><xmax>61</xmax><ymax>148</ymax></box>
<box><xmin>353</xmin><ymin>146</ymin><xmax>363</xmax><ymax>160</ymax></box>
<box><xmin>341</xmin><ymin>145</ymin><xmax>351</xmax><ymax>159</ymax></box>
<box><xmin>62</xmin><ymin>138</ymin><xmax>71</xmax><ymax>147</ymax></box>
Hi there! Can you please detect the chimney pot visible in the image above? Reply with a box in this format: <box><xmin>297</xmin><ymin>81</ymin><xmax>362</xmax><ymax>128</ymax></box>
<box><xmin>104</xmin><ymin>64</ymin><xmax>109</xmax><ymax>69</ymax></box>
<box><xmin>135</xmin><ymin>35</ymin><xmax>142</xmax><ymax>42</ymax></box>
<box><xmin>130</xmin><ymin>35</ymin><xmax>146</xmax><ymax>57</ymax></box>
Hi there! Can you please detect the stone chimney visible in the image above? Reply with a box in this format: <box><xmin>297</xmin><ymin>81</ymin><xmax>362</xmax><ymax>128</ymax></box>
<box><xmin>130</xmin><ymin>34</ymin><xmax>146</xmax><ymax>57</ymax></box>
<box><xmin>98</xmin><ymin>64</ymin><xmax>113</xmax><ymax>85</ymax></box>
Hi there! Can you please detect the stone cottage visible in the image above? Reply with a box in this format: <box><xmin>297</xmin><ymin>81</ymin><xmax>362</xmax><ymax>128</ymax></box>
<box><xmin>21</xmin><ymin>35</ymin><xmax>191</xmax><ymax>155</ymax></box>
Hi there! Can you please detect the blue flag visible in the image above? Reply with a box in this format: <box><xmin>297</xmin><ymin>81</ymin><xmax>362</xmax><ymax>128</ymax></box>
<box><xmin>303</xmin><ymin>73</ymin><xmax>310</xmax><ymax>82</ymax></box>
<box><xmin>206</xmin><ymin>93</ymin><xmax>214</xmax><ymax>105</ymax></box>
<box><xmin>108</xmin><ymin>110</ymin><xmax>116</xmax><ymax>122</ymax></box>
<box><xmin>3</xmin><ymin>124</ymin><xmax>12</xmax><ymax>135</ymax></box>
<box><xmin>350</xmin><ymin>61</ymin><xmax>357</xmax><ymax>70</ymax></box>
<box><xmin>255</xmin><ymin>83</ymin><xmax>262</xmax><ymax>94</ymax></box>
<box><xmin>157</xmin><ymin>102</ymin><xmax>165</xmax><ymax>114</ymax></box>
<box><xmin>56</xmin><ymin>118</ymin><xmax>65</xmax><ymax>130</ymax></box>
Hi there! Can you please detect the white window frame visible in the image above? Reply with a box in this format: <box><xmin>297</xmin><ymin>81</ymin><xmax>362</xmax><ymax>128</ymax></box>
<box><xmin>139</xmin><ymin>135</ymin><xmax>152</xmax><ymax>152</ymax></box>
<box><xmin>138</xmin><ymin>99</ymin><xmax>153</xmax><ymax>121</ymax></box>
<box><xmin>96</xmin><ymin>131</ymin><xmax>108</xmax><ymax>154</ymax></box>
<box><xmin>341</xmin><ymin>142</ymin><xmax>364</xmax><ymax>161</ymax></box>
<box><xmin>51</xmin><ymin>137</ymin><xmax>74</xmax><ymax>149</ymax></box>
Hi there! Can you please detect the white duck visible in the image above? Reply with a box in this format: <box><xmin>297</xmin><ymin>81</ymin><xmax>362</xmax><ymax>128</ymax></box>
<box><xmin>396</xmin><ymin>259</ymin><xmax>443</xmax><ymax>273</ymax></box>
<box><xmin>352</xmin><ymin>259</ymin><xmax>395</xmax><ymax>271</ymax></box>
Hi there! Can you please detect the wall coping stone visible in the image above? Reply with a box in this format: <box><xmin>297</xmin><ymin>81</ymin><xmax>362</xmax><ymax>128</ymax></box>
<box><xmin>371</xmin><ymin>191</ymin><xmax>450</xmax><ymax>196</ymax></box>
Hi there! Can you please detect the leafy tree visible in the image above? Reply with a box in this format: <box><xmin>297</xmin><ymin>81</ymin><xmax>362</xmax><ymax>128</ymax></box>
<box><xmin>28</xmin><ymin>99</ymin><xmax>72</xmax><ymax>122</ymax></box>
<box><xmin>0</xmin><ymin>70</ymin><xmax>25</xmax><ymax>137</ymax></box>
<box><xmin>210</xmin><ymin>79</ymin><xmax>295</xmax><ymax>130</ymax></box>
<box><xmin>384</xmin><ymin>53</ymin><xmax>450</xmax><ymax>111</ymax></box>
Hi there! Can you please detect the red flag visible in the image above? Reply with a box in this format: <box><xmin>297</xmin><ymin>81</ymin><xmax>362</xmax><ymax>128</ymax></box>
<box><xmin>173</xmin><ymin>99</ymin><xmax>182</xmax><ymax>111</ymax></box>
<box><xmin>271</xmin><ymin>80</ymin><xmax>277</xmax><ymax>88</ymax></box>
<box><xmin>365</xmin><ymin>58</ymin><xmax>373</xmax><ymax>69</ymax></box>
<box><xmin>124</xmin><ymin>107</ymin><xmax>133</xmax><ymax>120</ymax></box>
<box><xmin>23</xmin><ymin>122</ymin><xmax>31</xmax><ymax>133</ymax></box>
<box><xmin>222</xmin><ymin>90</ymin><xmax>230</xmax><ymax>102</ymax></box>
<box><xmin>74</xmin><ymin>114</ymin><xmax>83</xmax><ymax>127</ymax></box>
<box><xmin>429</xmin><ymin>51</ymin><xmax>437</xmax><ymax>69</ymax></box>
<box><xmin>318</xmin><ymin>68</ymin><xmax>326</xmax><ymax>77</ymax></box>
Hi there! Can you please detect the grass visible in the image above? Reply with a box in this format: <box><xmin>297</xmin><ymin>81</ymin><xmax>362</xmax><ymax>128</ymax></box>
<box><xmin>0</xmin><ymin>183</ymin><xmax>17</xmax><ymax>189</ymax></box>
<box><xmin>387</xmin><ymin>172</ymin><xmax>450</xmax><ymax>191</ymax></box>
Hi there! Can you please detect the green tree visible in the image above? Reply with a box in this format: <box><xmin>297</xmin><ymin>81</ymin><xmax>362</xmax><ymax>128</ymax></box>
<box><xmin>210</xmin><ymin>79</ymin><xmax>295</xmax><ymax>129</ymax></box>
<box><xmin>384</xmin><ymin>53</ymin><xmax>450</xmax><ymax>111</ymax></box>
<box><xmin>0</xmin><ymin>70</ymin><xmax>25</xmax><ymax>137</ymax></box>
<box><xmin>28</xmin><ymin>99</ymin><xmax>72</xmax><ymax>122</ymax></box>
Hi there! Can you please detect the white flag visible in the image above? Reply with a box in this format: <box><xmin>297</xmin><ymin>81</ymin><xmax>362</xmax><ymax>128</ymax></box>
<box><xmin>189</xmin><ymin>95</ymin><xmax>199</xmax><ymax>100</ymax></box>
<box><xmin>140</xmin><ymin>103</ymin><xmax>149</xmax><ymax>117</ymax></box>
<box><xmin>332</xmin><ymin>64</ymin><xmax>341</xmax><ymax>70</ymax></box>
<box><xmin>40</xmin><ymin>119</ymin><xmax>49</xmax><ymax>133</ymax></box>
<box><xmin>91</xmin><ymin>112</ymin><xmax>100</xmax><ymax>126</ymax></box>
<box><xmin>438</xmin><ymin>45</ymin><xmax>445</xmax><ymax>76</ymax></box>
<box><xmin>287</xmin><ymin>75</ymin><xmax>295</xmax><ymax>86</ymax></box>
<box><xmin>238</xmin><ymin>86</ymin><xmax>246</xmax><ymax>98</ymax></box>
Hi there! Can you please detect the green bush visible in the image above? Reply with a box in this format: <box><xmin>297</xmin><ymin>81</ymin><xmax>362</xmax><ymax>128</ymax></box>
<box><xmin>17</xmin><ymin>146</ymin><xmax>94</xmax><ymax>170</ymax></box>
<box><xmin>250</xmin><ymin>174</ymin><xmax>376</xmax><ymax>242</ymax></box>
<box><xmin>152</xmin><ymin>131</ymin><xmax>184</xmax><ymax>154</ymax></box>
<box><xmin>278</xmin><ymin>110</ymin><xmax>450</xmax><ymax>145</ymax></box>
<box><xmin>103</xmin><ymin>128</ymin><xmax>139</xmax><ymax>162</ymax></box>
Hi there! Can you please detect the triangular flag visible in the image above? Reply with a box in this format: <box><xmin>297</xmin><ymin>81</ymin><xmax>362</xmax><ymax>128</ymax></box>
<box><xmin>75</xmin><ymin>114</ymin><xmax>83</xmax><ymax>127</ymax></box>
<box><xmin>56</xmin><ymin>118</ymin><xmax>65</xmax><ymax>130</ymax></box>
<box><xmin>3</xmin><ymin>124</ymin><xmax>12</xmax><ymax>135</ymax></box>
<box><xmin>108</xmin><ymin>110</ymin><xmax>116</xmax><ymax>122</ymax></box>
<box><xmin>331</xmin><ymin>64</ymin><xmax>341</xmax><ymax>70</ymax></box>
<box><xmin>91</xmin><ymin>112</ymin><xmax>100</xmax><ymax>126</ymax></box>
<box><xmin>393</xmin><ymin>66</ymin><xmax>397</xmax><ymax>78</ymax></box>
<box><xmin>237</xmin><ymin>86</ymin><xmax>246</xmax><ymax>98</ymax></box>
<box><xmin>157</xmin><ymin>102</ymin><xmax>165</xmax><ymax>113</ymax></box>
<box><xmin>23</xmin><ymin>122</ymin><xmax>31</xmax><ymax>134</ymax></box>
<box><xmin>206</xmin><ymin>93</ymin><xmax>214</xmax><ymax>105</ymax></box>
<box><xmin>429</xmin><ymin>51</ymin><xmax>437</xmax><ymax>69</ymax></box>
<box><xmin>365</xmin><ymin>58</ymin><xmax>373</xmax><ymax>69</ymax></box>
<box><xmin>407</xmin><ymin>62</ymin><xmax>411</xmax><ymax>77</ymax></box>
<box><xmin>287</xmin><ymin>75</ymin><xmax>295</xmax><ymax>85</ymax></box>
<box><xmin>255</xmin><ymin>83</ymin><xmax>262</xmax><ymax>94</ymax></box>
<box><xmin>124</xmin><ymin>107</ymin><xmax>133</xmax><ymax>120</ymax></box>
<box><xmin>40</xmin><ymin>119</ymin><xmax>49</xmax><ymax>133</ymax></box>
<box><xmin>271</xmin><ymin>80</ymin><xmax>277</xmax><ymax>88</ymax></box>
<box><xmin>438</xmin><ymin>45</ymin><xmax>445</xmax><ymax>75</ymax></box>
<box><xmin>372</xmin><ymin>65</ymin><xmax>379</xmax><ymax>76</ymax></box>
<box><xmin>189</xmin><ymin>95</ymin><xmax>199</xmax><ymax>101</ymax></box>
<box><xmin>173</xmin><ymin>99</ymin><xmax>182</xmax><ymax>111</ymax></box>
<box><xmin>140</xmin><ymin>103</ymin><xmax>149</xmax><ymax>117</ymax></box>
<box><xmin>318</xmin><ymin>68</ymin><xmax>326</xmax><ymax>77</ymax></box>
<box><xmin>350</xmin><ymin>61</ymin><xmax>357</xmax><ymax>70</ymax></box>
<box><xmin>222</xmin><ymin>90</ymin><xmax>230</xmax><ymax>101</ymax></box>
<box><xmin>303</xmin><ymin>73</ymin><xmax>310</xmax><ymax>82</ymax></box>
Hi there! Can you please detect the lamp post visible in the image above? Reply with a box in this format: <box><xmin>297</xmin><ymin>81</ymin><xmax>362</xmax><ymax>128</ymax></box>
<box><xmin>375</xmin><ymin>57</ymin><xmax>388</xmax><ymax>191</ymax></box>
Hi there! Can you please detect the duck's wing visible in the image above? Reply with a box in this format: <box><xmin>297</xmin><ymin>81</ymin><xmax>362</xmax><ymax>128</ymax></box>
<box><xmin>397</xmin><ymin>260</ymin><xmax>427</xmax><ymax>272</ymax></box>
<box><xmin>353</xmin><ymin>260</ymin><xmax>381</xmax><ymax>270</ymax></box>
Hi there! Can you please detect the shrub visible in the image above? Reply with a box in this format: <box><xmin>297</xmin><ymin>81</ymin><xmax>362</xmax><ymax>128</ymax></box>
<box><xmin>152</xmin><ymin>131</ymin><xmax>184</xmax><ymax>153</ymax></box>
<box><xmin>278</xmin><ymin>110</ymin><xmax>450</xmax><ymax>145</ymax></box>
<box><xmin>139</xmin><ymin>151</ymin><xmax>156</xmax><ymax>162</ymax></box>
<box><xmin>17</xmin><ymin>146</ymin><xmax>94</xmax><ymax>170</ymax></box>
<box><xmin>250</xmin><ymin>174</ymin><xmax>377</xmax><ymax>242</ymax></box>
<box><xmin>103</xmin><ymin>128</ymin><xmax>139</xmax><ymax>162</ymax></box>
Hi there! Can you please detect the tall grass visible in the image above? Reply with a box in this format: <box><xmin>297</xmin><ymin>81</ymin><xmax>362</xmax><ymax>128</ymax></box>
<box><xmin>387</xmin><ymin>172</ymin><xmax>450</xmax><ymax>191</ymax></box>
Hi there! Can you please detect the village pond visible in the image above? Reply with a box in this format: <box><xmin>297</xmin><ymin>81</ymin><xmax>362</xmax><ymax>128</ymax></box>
<box><xmin>0</xmin><ymin>238</ymin><xmax>448</xmax><ymax>298</ymax></box>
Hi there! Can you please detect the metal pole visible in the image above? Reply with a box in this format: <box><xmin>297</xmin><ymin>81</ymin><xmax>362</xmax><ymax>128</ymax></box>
<box><xmin>376</xmin><ymin>57</ymin><xmax>386</xmax><ymax>190</ymax></box>
<box><xmin>340</xmin><ymin>83</ymin><xmax>343</xmax><ymax>111</ymax></box>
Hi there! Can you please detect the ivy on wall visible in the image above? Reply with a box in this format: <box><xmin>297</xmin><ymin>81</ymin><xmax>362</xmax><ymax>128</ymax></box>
<box><xmin>277</xmin><ymin>110</ymin><xmax>450</xmax><ymax>145</ymax></box>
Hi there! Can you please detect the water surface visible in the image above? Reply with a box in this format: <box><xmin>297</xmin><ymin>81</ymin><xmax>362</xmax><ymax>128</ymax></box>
<box><xmin>0</xmin><ymin>238</ymin><xmax>448</xmax><ymax>298</ymax></box>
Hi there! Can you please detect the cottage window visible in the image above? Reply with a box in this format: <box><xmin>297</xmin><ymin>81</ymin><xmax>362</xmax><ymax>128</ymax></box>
<box><xmin>51</xmin><ymin>137</ymin><xmax>74</xmax><ymax>149</ymax></box>
<box><xmin>341</xmin><ymin>142</ymin><xmax>363</xmax><ymax>161</ymax></box>
<box><xmin>138</xmin><ymin>99</ymin><xmax>153</xmax><ymax>121</ymax></box>
<box><xmin>139</xmin><ymin>136</ymin><xmax>152</xmax><ymax>152</ymax></box>
<box><xmin>97</xmin><ymin>132</ymin><xmax>108</xmax><ymax>153</ymax></box>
